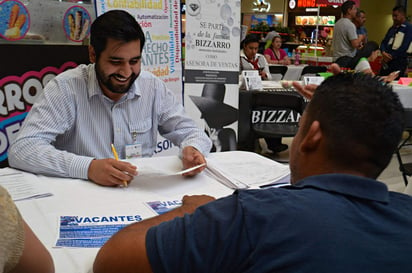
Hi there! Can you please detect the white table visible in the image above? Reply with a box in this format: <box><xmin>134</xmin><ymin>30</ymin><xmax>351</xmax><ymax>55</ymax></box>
<box><xmin>392</xmin><ymin>83</ymin><xmax>412</xmax><ymax>108</ymax></box>
<box><xmin>269</xmin><ymin>64</ymin><xmax>307</xmax><ymax>81</ymax></box>
<box><xmin>14</xmin><ymin>155</ymin><xmax>235</xmax><ymax>273</ymax></box>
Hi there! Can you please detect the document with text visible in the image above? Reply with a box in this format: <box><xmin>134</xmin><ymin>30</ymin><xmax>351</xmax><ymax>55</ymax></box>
<box><xmin>0</xmin><ymin>168</ymin><xmax>53</xmax><ymax>201</ymax></box>
<box><xmin>205</xmin><ymin>151</ymin><xmax>290</xmax><ymax>189</ymax></box>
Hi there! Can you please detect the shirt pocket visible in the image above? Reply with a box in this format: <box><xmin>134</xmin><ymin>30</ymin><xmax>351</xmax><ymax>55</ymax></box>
<box><xmin>129</xmin><ymin>119</ymin><xmax>152</xmax><ymax>144</ymax></box>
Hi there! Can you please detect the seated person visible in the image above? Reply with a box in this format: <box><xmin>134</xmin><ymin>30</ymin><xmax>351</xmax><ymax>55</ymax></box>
<box><xmin>8</xmin><ymin>10</ymin><xmax>211</xmax><ymax>187</ymax></box>
<box><xmin>261</xmin><ymin>27</ymin><xmax>279</xmax><ymax>49</ymax></box>
<box><xmin>240</xmin><ymin>34</ymin><xmax>271</xmax><ymax>80</ymax></box>
<box><xmin>93</xmin><ymin>73</ymin><xmax>412</xmax><ymax>273</ymax></box>
<box><xmin>0</xmin><ymin>185</ymin><xmax>54</xmax><ymax>273</ymax></box>
<box><xmin>240</xmin><ymin>34</ymin><xmax>285</xmax><ymax>152</ymax></box>
<box><xmin>263</xmin><ymin>35</ymin><xmax>291</xmax><ymax>65</ymax></box>
<box><xmin>347</xmin><ymin>41</ymin><xmax>400</xmax><ymax>82</ymax></box>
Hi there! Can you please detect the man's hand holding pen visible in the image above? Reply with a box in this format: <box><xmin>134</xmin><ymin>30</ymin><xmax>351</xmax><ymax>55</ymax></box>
<box><xmin>88</xmin><ymin>158</ymin><xmax>137</xmax><ymax>187</ymax></box>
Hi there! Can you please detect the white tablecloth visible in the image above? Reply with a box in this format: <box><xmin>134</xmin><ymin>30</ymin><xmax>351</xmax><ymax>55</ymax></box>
<box><xmin>392</xmin><ymin>83</ymin><xmax>412</xmax><ymax>108</ymax></box>
<box><xmin>14</xmin><ymin>155</ymin><xmax>235</xmax><ymax>273</ymax></box>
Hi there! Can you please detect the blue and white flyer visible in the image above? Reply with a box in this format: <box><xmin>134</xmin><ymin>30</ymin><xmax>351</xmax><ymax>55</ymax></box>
<box><xmin>55</xmin><ymin>214</ymin><xmax>143</xmax><ymax>248</ymax></box>
<box><xmin>145</xmin><ymin>199</ymin><xmax>182</xmax><ymax>215</ymax></box>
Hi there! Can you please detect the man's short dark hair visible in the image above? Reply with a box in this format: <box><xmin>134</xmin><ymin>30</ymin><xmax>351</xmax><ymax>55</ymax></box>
<box><xmin>393</xmin><ymin>5</ymin><xmax>406</xmax><ymax>15</ymax></box>
<box><xmin>341</xmin><ymin>1</ymin><xmax>356</xmax><ymax>15</ymax></box>
<box><xmin>356</xmin><ymin>9</ymin><xmax>365</xmax><ymax>18</ymax></box>
<box><xmin>90</xmin><ymin>10</ymin><xmax>145</xmax><ymax>60</ymax></box>
<box><xmin>240</xmin><ymin>34</ymin><xmax>260</xmax><ymax>49</ymax></box>
<box><xmin>303</xmin><ymin>73</ymin><xmax>404</xmax><ymax>178</ymax></box>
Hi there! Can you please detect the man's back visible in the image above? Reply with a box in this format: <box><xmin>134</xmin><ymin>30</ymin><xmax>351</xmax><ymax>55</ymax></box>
<box><xmin>332</xmin><ymin>17</ymin><xmax>358</xmax><ymax>59</ymax></box>
<box><xmin>146</xmin><ymin>174</ymin><xmax>412</xmax><ymax>273</ymax></box>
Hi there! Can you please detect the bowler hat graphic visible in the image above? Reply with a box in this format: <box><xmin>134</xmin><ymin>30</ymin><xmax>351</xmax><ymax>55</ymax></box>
<box><xmin>189</xmin><ymin>83</ymin><xmax>238</xmax><ymax>128</ymax></box>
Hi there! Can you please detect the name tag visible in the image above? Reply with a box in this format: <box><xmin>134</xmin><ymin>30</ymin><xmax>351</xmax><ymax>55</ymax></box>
<box><xmin>125</xmin><ymin>144</ymin><xmax>142</xmax><ymax>159</ymax></box>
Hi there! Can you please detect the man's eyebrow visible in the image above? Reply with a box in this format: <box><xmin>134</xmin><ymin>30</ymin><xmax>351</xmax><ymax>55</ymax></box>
<box><xmin>108</xmin><ymin>55</ymin><xmax>142</xmax><ymax>60</ymax></box>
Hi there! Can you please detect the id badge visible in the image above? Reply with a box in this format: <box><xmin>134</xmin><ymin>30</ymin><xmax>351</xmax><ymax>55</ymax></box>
<box><xmin>125</xmin><ymin>143</ymin><xmax>142</xmax><ymax>159</ymax></box>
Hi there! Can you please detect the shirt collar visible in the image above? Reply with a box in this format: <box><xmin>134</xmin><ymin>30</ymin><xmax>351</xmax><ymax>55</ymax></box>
<box><xmin>87</xmin><ymin>63</ymin><xmax>141</xmax><ymax>100</ymax></box>
<box><xmin>292</xmin><ymin>174</ymin><xmax>389</xmax><ymax>203</ymax></box>
<box><xmin>240</xmin><ymin>49</ymin><xmax>259</xmax><ymax>62</ymax></box>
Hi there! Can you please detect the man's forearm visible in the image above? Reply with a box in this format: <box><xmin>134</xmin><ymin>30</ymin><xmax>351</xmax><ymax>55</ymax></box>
<box><xmin>93</xmin><ymin>204</ymin><xmax>194</xmax><ymax>273</ymax></box>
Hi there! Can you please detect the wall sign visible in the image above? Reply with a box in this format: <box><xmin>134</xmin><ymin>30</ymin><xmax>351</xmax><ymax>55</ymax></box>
<box><xmin>252</xmin><ymin>0</ymin><xmax>271</xmax><ymax>12</ymax></box>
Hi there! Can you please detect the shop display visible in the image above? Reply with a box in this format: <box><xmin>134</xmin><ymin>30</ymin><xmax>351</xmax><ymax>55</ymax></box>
<box><xmin>295</xmin><ymin>15</ymin><xmax>335</xmax><ymax>26</ymax></box>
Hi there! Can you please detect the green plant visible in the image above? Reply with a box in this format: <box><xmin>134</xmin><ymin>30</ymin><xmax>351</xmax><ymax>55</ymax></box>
<box><xmin>250</xmin><ymin>22</ymin><xmax>270</xmax><ymax>32</ymax></box>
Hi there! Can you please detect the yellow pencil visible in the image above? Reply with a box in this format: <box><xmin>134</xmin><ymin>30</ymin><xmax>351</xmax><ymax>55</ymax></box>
<box><xmin>111</xmin><ymin>144</ymin><xmax>128</xmax><ymax>187</ymax></box>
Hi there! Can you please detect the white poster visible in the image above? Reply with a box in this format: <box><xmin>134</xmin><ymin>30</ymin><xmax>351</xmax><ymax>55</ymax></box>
<box><xmin>95</xmin><ymin>0</ymin><xmax>183</xmax><ymax>156</ymax></box>
<box><xmin>184</xmin><ymin>0</ymin><xmax>241</xmax><ymax>152</ymax></box>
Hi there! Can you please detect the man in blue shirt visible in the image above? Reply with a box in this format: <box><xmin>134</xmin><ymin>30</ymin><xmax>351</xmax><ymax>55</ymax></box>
<box><xmin>380</xmin><ymin>5</ymin><xmax>412</xmax><ymax>77</ymax></box>
<box><xmin>354</xmin><ymin>9</ymin><xmax>368</xmax><ymax>46</ymax></box>
<box><xmin>94</xmin><ymin>72</ymin><xmax>412</xmax><ymax>273</ymax></box>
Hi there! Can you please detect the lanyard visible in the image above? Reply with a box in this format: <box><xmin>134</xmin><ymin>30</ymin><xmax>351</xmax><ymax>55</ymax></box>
<box><xmin>242</xmin><ymin>56</ymin><xmax>260</xmax><ymax>70</ymax></box>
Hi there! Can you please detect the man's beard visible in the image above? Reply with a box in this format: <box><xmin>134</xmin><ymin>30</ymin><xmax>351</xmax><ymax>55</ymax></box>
<box><xmin>95</xmin><ymin>64</ymin><xmax>139</xmax><ymax>94</ymax></box>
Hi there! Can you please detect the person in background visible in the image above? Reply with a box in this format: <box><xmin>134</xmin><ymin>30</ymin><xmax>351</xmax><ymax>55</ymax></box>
<box><xmin>380</xmin><ymin>5</ymin><xmax>412</xmax><ymax>78</ymax></box>
<box><xmin>332</xmin><ymin>1</ymin><xmax>365</xmax><ymax>65</ymax></box>
<box><xmin>263</xmin><ymin>35</ymin><xmax>291</xmax><ymax>65</ymax></box>
<box><xmin>240</xmin><ymin>34</ymin><xmax>271</xmax><ymax>80</ymax></box>
<box><xmin>93</xmin><ymin>72</ymin><xmax>412</xmax><ymax>273</ymax></box>
<box><xmin>0</xmin><ymin>185</ymin><xmax>54</xmax><ymax>273</ymax></box>
<box><xmin>261</xmin><ymin>26</ymin><xmax>279</xmax><ymax>49</ymax></box>
<box><xmin>8</xmin><ymin>10</ymin><xmax>211</xmax><ymax>187</ymax></box>
<box><xmin>347</xmin><ymin>41</ymin><xmax>399</xmax><ymax>82</ymax></box>
<box><xmin>353</xmin><ymin>9</ymin><xmax>368</xmax><ymax>46</ymax></box>
<box><xmin>241</xmin><ymin>34</ymin><xmax>287</xmax><ymax>153</ymax></box>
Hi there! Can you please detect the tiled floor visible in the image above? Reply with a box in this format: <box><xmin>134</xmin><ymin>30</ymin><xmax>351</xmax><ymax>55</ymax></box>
<box><xmin>259</xmin><ymin>137</ymin><xmax>412</xmax><ymax>195</ymax></box>
<box><xmin>379</xmin><ymin>143</ymin><xmax>412</xmax><ymax>194</ymax></box>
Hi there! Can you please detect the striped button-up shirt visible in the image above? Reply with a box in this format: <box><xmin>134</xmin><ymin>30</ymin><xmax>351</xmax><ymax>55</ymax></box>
<box><xmin>9</xmin><ymin>64</ymin><xmax>212</xmax><ymax>180</ymax></box>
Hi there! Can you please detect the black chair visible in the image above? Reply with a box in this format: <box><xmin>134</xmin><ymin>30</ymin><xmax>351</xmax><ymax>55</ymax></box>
<box><xmin>395</xmin><ymin>109</ymin><xmax>412</xmax><ymax>186</ymax></box>
<box><xmin>300</xmin><ymin>65</ymin><xmax>327</xmax><ymax>79</ymax></box>
<box><xmin>269</xmin><ymin>65</ymin><xmax>288</xmax><ymax>80</ymax></box>
<box><xmin>238</xmin><ymin>90</ymin><xmax>306</xmax><ymax>153</ymax></box>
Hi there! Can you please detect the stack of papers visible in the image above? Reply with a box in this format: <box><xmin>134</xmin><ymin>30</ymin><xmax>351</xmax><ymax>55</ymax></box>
<box><xmin>0</xmin><ymin>168</ymin><xmax>52</xmax><ymax>201</ymax></box>
<box><xmin>205</xmin><ymin>151</ymin><xmax>290</xmax><ymax>189</ymax></box>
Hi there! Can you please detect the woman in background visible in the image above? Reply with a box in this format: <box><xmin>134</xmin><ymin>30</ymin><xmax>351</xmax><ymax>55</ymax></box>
<box><xmin>264</xmin><ymin>35</ymin><xmax>291</xmax><ymax>65</ymax></box>
<box><xmin>348</xmin><ymin>41</ymin><xmax>400</xmax><ymax>82</ymax></box>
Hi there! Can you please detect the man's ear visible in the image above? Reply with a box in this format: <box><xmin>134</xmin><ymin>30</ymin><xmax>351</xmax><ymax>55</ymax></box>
<box><xmin>89</xmin><ymin>45</ymin><xmax>96</xmax><ymax>63</ymax></box>
<box><xmin>300</xmin><ymin>120</ymin><xmax>322</xmax><ymax>152</ymax></box>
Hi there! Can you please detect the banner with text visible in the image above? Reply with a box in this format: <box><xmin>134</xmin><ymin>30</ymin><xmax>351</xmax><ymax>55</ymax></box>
<box><xmin>95</xmin><ymin>0</ymin><xmax>183</xmax><ymax>156</ymax></box>
<box><xmin>315</xmin><ymin>0</ymin><xmax>360</xmax><ymax>6</ymax></box>
<box><xmin>184</xmin><ymin>0</ymin><xmax>241</xmax><ymax>152</ymax></box>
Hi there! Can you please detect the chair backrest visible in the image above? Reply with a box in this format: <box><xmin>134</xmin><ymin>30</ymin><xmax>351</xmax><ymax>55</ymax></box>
<box><xmin>300</xmin><ymin>65</ymin><xmax>327</xmax><ymax>79</ymax></box>
<box><xmin>404</xmin><ymin>108</ymin><xmax>412</xmax><ymax>130</ymax></box>
<box><xmin>238</xmin><ymin>90</ymin><xmax>305</xmax><ymax>151</ymax></box>
<box><xmin>269</xmin><ymin>65</ymin><xmax>288</xmax><ymax>80</ymax></box>
<box><xmin>395</xmin><ymin>108</ymin><xmax>412</xmax><ymax>186</ymax></box>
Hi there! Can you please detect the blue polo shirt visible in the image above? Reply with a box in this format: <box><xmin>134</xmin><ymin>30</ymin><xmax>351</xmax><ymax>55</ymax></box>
<box><xmin>146</xmin><ymin>174</ymin><xmax>412</xmax><ymax>273</ymax></box>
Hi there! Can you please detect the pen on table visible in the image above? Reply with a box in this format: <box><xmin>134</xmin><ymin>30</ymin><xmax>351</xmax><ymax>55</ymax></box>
<box><xmin>111</xmin><ymin>143</ymin><xmax>128</xmax><ymax>188</ymax></box>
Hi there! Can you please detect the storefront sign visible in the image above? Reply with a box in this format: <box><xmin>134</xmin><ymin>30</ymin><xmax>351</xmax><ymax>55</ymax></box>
<box><xmin>298</xmin><ymin>0</ymin><xmax>326</xmax><ymax>7</ymax></box>
<box><xmin>252</xmin><ymin>0</ymin><xmax>271</xmax><ymax>12</ymax></box>
<box><xmin>315</xmin><ymin>0</ymin><xmax>360</xmax><ymax>5</ymax></box>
